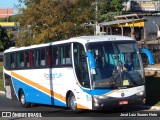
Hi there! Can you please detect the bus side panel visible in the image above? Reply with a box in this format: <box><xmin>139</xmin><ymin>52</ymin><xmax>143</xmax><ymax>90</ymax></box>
<box><xmin>11</xmin><ymin>76</ymin><xmax>67</xmax><ymax>107</ymax></box>
<box><xmin>4</xmin><ymin>73</ymin><xmax>17</xmax><ymax>100</ymax></box>
<box><xmin>74</xmin><ymin>88</ymin><xmax>93</xmax><ymax>110</ymax></box>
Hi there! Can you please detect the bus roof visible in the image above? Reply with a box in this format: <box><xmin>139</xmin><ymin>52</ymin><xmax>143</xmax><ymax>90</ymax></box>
<box><xmin>4</xmin><ymin>35</ymin><xmax>134</xmax><ymax>53</ymax></box>
<box><xmin>74</xmin><ymin>35</ymin><xmax>134</xmax><ymax>42</ymax></box>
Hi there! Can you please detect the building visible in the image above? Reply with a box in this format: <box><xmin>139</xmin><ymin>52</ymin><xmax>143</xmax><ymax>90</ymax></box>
<box><xmin>98</xmin><ymin>13</ymin><xmax>160</xmax><ymax>63</ymax></box>
<box><xmin>124</xmin><ymin>0</ymin><xmax>160</xmax><ymax>12</ymax></box>
<box><xmin>0</xmin><ymin>8</ymin><xmax>14</xmax><ymax>18</ymax></box>
<box><xmin>99</xmin><ymin>13</ymin><xmax>160</xmax><ymax>42</ymax></box>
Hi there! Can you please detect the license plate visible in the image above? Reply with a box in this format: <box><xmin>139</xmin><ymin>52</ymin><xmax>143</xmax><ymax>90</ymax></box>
<box><xmin>119</xmin><ymin>100</ymin><xmax>128</xmax><ymax>105</ymax></box>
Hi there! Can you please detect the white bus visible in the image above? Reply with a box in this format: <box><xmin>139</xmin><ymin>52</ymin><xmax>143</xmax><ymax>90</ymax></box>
<box><xmin>3</xmin><ymin>35</ymin><xmax>146</xmax><ymax>111</ymax></box>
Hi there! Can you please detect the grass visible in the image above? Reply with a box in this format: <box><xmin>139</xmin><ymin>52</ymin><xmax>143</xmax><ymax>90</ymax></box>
<box><xmin>0</xmin><ymin>61</ymin><xmax>159</xmax><ymax>106</ymax></box>
<box><xmin>0</xmin><ymin>79</ymin><xmax>3</xmax><ymax>91</ymax></box>
<box><xmin>0</xmin><ymin>61</ymin><xmax>4</xmax><ymax>91</ymax></box>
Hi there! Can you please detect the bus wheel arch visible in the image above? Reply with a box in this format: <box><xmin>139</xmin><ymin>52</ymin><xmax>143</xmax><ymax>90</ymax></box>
<box><xmin>18</xmin><ymin>88</ymin><xmax>23</xmax><ymax>99</ymax></box>
<box><xmin>18</xmin><ymin>89</ymin><xmax>31</xmax><ymax>108</ymax></box>
<box><xmin>67</xmin><ymin>92</ymin><xmax>79</xmax><ymax>112</ymax></box>
<box><xmin>66</xmin><ymin>90</ymin><xmax>72</xmax><ymax>107</ymax></box>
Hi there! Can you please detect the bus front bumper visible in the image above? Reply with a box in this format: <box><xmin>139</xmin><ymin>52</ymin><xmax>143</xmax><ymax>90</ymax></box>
<box><xmin>92</xmin><ymin>95</ymin><xmax>146</xmax><ymax>110</ymax></box>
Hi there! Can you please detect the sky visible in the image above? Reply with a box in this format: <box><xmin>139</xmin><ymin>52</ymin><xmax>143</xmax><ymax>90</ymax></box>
<box><xmin>0</xmin><ymin>0</ymin><xmax>24</xmax><ymax>14</ymax></box>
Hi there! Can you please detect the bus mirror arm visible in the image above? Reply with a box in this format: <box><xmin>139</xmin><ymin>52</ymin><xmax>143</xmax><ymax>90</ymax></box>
<box><xmin>141</xmin><ymin>48</ymin><xmax>154</xmax><ymax>65</ymax></box>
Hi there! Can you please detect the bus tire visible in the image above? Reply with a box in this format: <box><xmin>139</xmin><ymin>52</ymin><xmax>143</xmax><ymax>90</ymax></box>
<box><xmin>68</xmin><ymin>93</ymin><xmax>78</xmax><ymax>112</ymax></box>
<box><xmin>19</xmin><ymin>90</ymin><xmax>30</xmax><ymax>108</ymax></box>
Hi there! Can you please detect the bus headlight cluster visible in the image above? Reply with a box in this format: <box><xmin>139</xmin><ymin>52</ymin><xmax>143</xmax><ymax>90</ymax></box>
<box><xmin>93</xmin><ymin>95</ymin><xmax>109</xmax><ymax>100</ymax></box>
<box><xmin>136</xmin><ymin>91</ymin><xmax>144</xmax><ymax>96</ymax></box>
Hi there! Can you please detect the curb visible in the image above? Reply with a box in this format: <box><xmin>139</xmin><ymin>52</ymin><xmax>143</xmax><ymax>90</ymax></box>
<box><xmin>150</xmin><ymin>106</ymin><xmax>160</xmax><ymax>111</ymax></box>
<box><xmin>0</xmin><ymin>91</ymin><xmax>5</xmax><ymax>94</ymax></box>
<box><xmin>133</xmin><ymin>105</ymin><xmax>160</xmax><ymax>111</ymax></box>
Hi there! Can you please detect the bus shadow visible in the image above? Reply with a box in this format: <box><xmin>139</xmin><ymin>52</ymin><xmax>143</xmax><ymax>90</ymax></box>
<box><xmin>26</xmin><ymin>104</ymin><xmax>150</xmax><ymax>117</ymax></box>
<box><xmin>145</xmin><ymin>76</ymin><xmax>160</xmax><ymax>106</ymax></box>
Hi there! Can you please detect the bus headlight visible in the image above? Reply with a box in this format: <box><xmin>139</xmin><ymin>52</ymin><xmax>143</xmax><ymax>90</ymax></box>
<box><xmin>136</xmin><ymin>91</ymin><xmax>144</xmax><ymax>96</ymax></box>
<box><xmin>93</xmin><ymin>95</ymin><xmax>109</xmax><ymax>100</ymax></box>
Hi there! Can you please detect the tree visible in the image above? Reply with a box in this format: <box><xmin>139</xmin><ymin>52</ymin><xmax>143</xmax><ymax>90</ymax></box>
<box><xmin>16</xmin><ymin>0</ymin><xmax>129</xmax><ymax>46</ymax></box>
<box><xmin>0</xmin><ymin>15</ymin><xmax>18</xmax><ymax>22</ymax></box>
<box><xmin>98</xmin><ymin>0</ymin><xmax>128</xmax><ymax>22</ymax></box>
<box><xmin>16</xmin><ymin>0</ymin><xmax>95</xmax><ymax>46</ymax></box>
<box><xmin>0</xmin><ymin>26</ymin><xmax>10</xmax><ymax>51</ymax></box>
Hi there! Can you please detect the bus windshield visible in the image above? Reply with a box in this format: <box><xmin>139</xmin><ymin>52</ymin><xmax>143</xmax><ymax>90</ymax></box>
<box><xmin>86</xmin><ymin>41</ymin><xmax>144</xmax><ymax>89</ymax></box>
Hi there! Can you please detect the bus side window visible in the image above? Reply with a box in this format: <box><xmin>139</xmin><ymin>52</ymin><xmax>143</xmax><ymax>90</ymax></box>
<box><xmin>60</xmin><ymin>46</ymin><xmax>64</xmax><ymax>65</ymax></box>
<box><xmin>30</xmin><ymin>51</ymin><xmax>34</xmax><ymax>67</ymax></box>
<box><xmin>65</xmin><ymin>45</ymin><xmax>71</xmax><ymax>64</ymax></box>
<box><xmin>4</xmin><ymin>53</ymin><xmax>10</xmax><ymax>70</ymax></box>
<box><xmin>17</xmin><ymin>52</ymin><xmax>25</xmax><ymax>69</ymax></box>
<box><xmin>52</xmin><ymin>46</ymin><xmax>59</xmax><ymax>66</ymax></box>
<box><xmin>40</xmin><ymin>48</ymin><xmax>46</xmax><ymax>67</ymax></box>
<box><xmin>25</xmin><ymin>50</ymin><xmax>34</xmax><ymax>68</ymax></box>
<box><xmin>25</xmin><ymin>51</ymin><xmax>29</xmax><ymax>67</ymax></box>
<box><xmin>47</xmin><ymin>47</ymin><xmax>52</xmax><ymax>67</ymax></box>
<box><xmin>35</xmin><ymin>49</ymin><xmax>40</xmax><ymax>67</ymax></box>
<box><xmin>10</xmin><ymin>53</ymin><xmax>16</xmax><ymax>69</ymax></box>
<box><xmin>59</xmin><ymin>44</ymin><xmax>71</xmax><ymax>66</ymax></box>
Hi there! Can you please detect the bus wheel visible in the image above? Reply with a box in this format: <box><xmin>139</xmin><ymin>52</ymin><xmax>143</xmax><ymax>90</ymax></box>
<box><xmin>68</xmin><ymin>93</ymin><xmax>78</xmax><ymax>112</ymax></box>
<box><xmin>19</xmin><ymin>90</ymin><xmax>30</xmax><ymax>108</ymax></box>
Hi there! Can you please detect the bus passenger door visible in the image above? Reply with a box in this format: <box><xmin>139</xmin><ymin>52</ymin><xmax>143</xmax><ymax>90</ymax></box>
<box><xmin>73</xmin><ymin>43</ymin><xmax>92</xmax><ymax>110</ymax></box>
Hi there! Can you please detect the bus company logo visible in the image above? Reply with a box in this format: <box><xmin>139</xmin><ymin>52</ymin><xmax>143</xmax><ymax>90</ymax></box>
<box><xmin>121</xmin><ymin>93</ymin><xmax>125</xmax><ymax>97</ymax></box>
<box><xmin>44</xmin><ymin>73</ymin><xmax>62</xmax><ymax>80</ymax></box>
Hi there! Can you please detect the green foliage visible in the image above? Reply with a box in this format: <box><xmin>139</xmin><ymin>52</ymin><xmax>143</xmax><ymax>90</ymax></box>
<box><xmin>98</xmin><ymin>0</ymin><xmax>128</xmax><ymax>22</ymax></box>
<box><xmin>16</xmin><ymin>0</ymin><xmax>129</xmax><ymax>46</ymax></box>
<box><xmin>0</xmin><ymin>16</ymin><xmax>17</xmax><ymax>50</ymax></box>
<box><xmin>0</xmin><ymin>15</ymin><xmax>18</xmax><ymax>22</ymax></box>
<box><xmin>110</xmin><ymin>0</ymin><xmax>124</xmax><ymax>12</ymax></box>
<box><xmin>0</xmin><ymin>62</ymin><xmax>3</xmax><ymax>91</ymax></box>
<box><xmin>0</xmin><ymin>27</ymin><xmax>10</xmax><ymax>51</ymax></box>
<box><xmin>16</xmin><ymin>0</ymin><xmax>94</xmax><ymax>46</ymax></box>
<box><xmin>0</xmin><ymin>79</ymin><xmax>3</xmax><ymax>91</ymax></box>
<box><xmin>100</xmin><ymin>11</ymin><xmax>122</xmax><ymax>22</ymax></box>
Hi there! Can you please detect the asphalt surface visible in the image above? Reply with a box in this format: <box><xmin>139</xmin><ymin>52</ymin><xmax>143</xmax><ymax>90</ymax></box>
<box><xmin>0</xmin><ymin>93</ymin><xmax>160</xmax><ymax>120</ymax></box>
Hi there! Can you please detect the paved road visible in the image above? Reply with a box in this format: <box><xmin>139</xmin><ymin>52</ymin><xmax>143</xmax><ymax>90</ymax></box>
<box><xmin>0</xmin><ymin>93</ymin><xmax>159</xmax><ymax>120</ymax></box>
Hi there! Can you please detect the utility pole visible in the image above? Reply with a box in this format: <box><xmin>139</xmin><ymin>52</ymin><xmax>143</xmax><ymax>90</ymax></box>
<box><xmin>132</xmin><ymin>17</ymin><xmax>134</xmax><ymax>33</ymax></box>
<box><xmin>131</xmin><ymin>17</ymin><xmax>135</xmax><ymax>40</ymax></box>
<box><xmin>95</xmin><ymin>0</ymin><xmax>100</xmax><ymax>36</ymax></box>
<box><xmin>7</xmin><ymin>9</ymin><xmax>9</xmax><ymax>22</ymax></box>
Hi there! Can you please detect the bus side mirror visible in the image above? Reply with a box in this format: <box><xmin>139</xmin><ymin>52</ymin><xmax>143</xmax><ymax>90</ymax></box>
<box><xmin>141</xmin><ymin>48</ymin><xmax>154</xmax><ymax>65</ymax></box>
<box><xmin>86</xmin><ymin>52</ymin><xmax>96</xmax><ymax>69</ymax></box>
